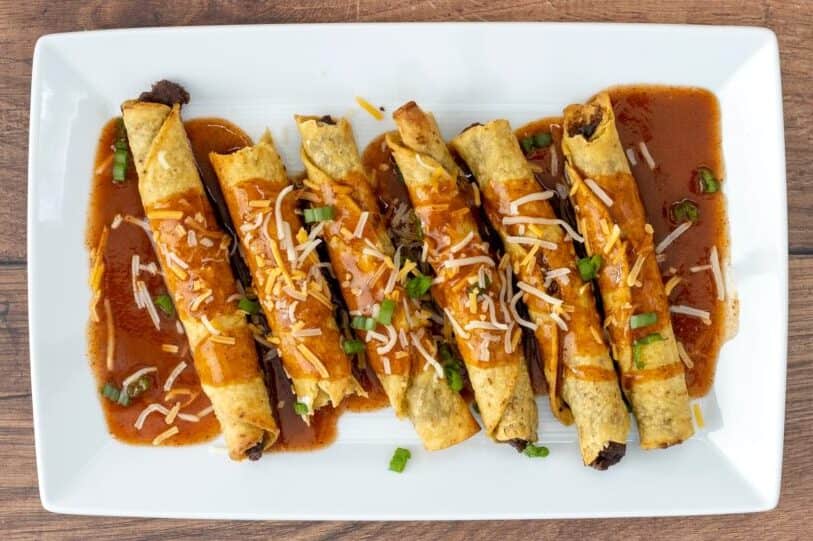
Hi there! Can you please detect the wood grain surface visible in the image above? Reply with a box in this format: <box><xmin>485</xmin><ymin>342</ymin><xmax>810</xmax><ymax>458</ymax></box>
<box><xmin>1</xmin><ymin>1</ymin><xmax>809</xmax><ymax>539</ymax></box>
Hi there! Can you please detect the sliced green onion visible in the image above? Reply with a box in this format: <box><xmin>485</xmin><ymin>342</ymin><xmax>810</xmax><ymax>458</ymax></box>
<box><xmin>293</xmin><ymin>402</ymin><xmax>309</xmax><ymax>415</ymax></box>
<box><xmin>520</xmin><ymin>132</ymin><xmax>553</xmax><ymax>154</ymax></box>
<box><xmin>533</xmin><ymin>132</ymin><xmax>553</xmax><ymax>148</ymax></box>
<box><xmin>303</xmin><ymin>206</ymin><xmax>335</xmax><ymax>224</ymax></box>
<box><xmin>629</xmin><ymin>311</ymin><xmax>658</xmax><ymax>330</ymax></box>
<box><xmin>523</xmin><ymin>443</ymin><xmax>550</xmax><ymax>458</ymax></box>
<box><xmin>632</xmin><ymin>333</ymin><xmax>665</xmax><ymax>369</ymax></box>
<box><xmin>102</xmin><ymin>382</ymin><xmax>130</xmax><ymax>406</ymax></box>
<box><xmin>437</xmin><ymin>343</ymin><xmax>454</xmax><ymax>363</ymax></box>
<box><xmin>444</xmin><ymin>361</ymin><xmax>464</xmax><ymax>392</ymax></box>
<box><xmin>342</xmin><ymin>338</ymin><xmax>365</xmax><ymax>355</ymax></box>
<box><xmin>376</xmin><ymin>299</ymin><xmax>396</xmax><ymax>325</ymax></box>
<box><xmin>698</xmin><ymin>167</ymin><xmax>719</xmax><ymax>193</ymax></box>
<box><xmin>238</xmin><ymin>297</ymin><xmax>260</xmax><ymax>315</ymax></box>
<box><xmin>520</xmin><ymin>136</ymin><xmax>535</xmax><ymax>154</ymax></box>
<box><xmin>388</xmin><ymin>447</ymin><xmax>412</xmax><ymax>473</ymax></box>
<box><xmin>101</xmin><ymin>382</ymin><xmax>120</xmax><ymax>402</ymax></box>
<box><xmin>154</xmin><ymin>294</ymin><xmax>174</xmax><ymax>317</ymax></box>
<box><xmin>112</xmin><ymin>121</ymin><xmax>129</xmax><ymax>183</ymax></box>
<box><xmin>576</xmin><ymin>254</ymin><xmax>602</xmax><ymax>281</ymax></box>
<box><xmin>406</xmin><ymin>274</ymin><xmax>433</xmax><ymax>299</ymax></box>
<box><xmin>671</xmin><ymin>199</ymin><xmax>700</xmax><ymax>223</ymax></box>
<box><xmin>351</xmin><ymin>315</ymin><xmax>377</xmax><ymax>331</ymax></box>
<box><xmin>126</xmin><ymin>375</ymin><xmax>151</xmax><ymax>398</ymax></box>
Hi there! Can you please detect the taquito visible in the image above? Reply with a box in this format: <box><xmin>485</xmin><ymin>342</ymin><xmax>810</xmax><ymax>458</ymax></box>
<box><xmin>561</xmin><ymin>92</ymin><xmax>694</xmax><ymax>449</ymax></box>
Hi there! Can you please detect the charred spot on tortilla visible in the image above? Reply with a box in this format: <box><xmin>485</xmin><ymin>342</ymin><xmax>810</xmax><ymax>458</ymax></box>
<box><xmin>317</xmin><ymin>115</ymin><xmax>337</xmax><ymax>125</ymax></box>
<box><xmin>245</xmin><ymin>438</ymin><xmax>266</xmax><ymax>461</ymax></box>
<box><xmin>508</xmin><ymin>438</ymin><xmax>530</xmax><ymax>452</ymax></box>
<box><xmin>566</xmin><ymin>105</ymin><xmax>603</xmax><ymax>140</ymax></box>
<box><xmin>138</xmin><ymin>80</ymin><xmax>190</xmax><ymax>107</ymax></box>
<box><xmin>460</xmin><ymin>122</ymin><xmax>484</xmax><ymax>134</ymax></box>
<box><xmin>590</xmin><ymin>441</ymin><xmax>626</xmax><ymax>470</ymax></box>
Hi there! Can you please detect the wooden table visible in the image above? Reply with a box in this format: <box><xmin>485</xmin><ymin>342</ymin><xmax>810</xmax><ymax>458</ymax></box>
<box><xmin>1</xmin><ymin>1</ymin><xmax>810</xmax><ymax>538</ymax></box>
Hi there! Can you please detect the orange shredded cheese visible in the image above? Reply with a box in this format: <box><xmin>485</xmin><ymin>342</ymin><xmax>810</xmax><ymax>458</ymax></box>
<box><xmin>355</xmin><ymin>96</ymin><xmax>384</xmax><ymax>120</ymax></box>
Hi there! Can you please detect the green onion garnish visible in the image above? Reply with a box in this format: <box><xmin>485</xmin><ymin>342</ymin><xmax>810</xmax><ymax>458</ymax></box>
<box><xmin>351</xmin><ymin>315</ymin><xmax>377</xmax><ymax>331</ymax></box>
<box><xmin>388</xmin><ymin>447</ymin><xmax>412</xmax><ymax>473</ymax></box>
<box><xmin>632</xmin><ymin>333</ymin><xmax>665</xmax><ymax>369</ymax></box>
<box><xmin>406</xmin><ymin>273</ymin><xmax>433</xmax><ymax>299</ymax></box>
<box><xmin>293</xmin><ymin>402</ymin><xmax>309</xmax><ymax>415</ymax></box>
<box><xmin>671</xmin><ymin>199</ymin><xmax>700</xmax><ymax>223</ymax></box>
<box><xmin>112</xmin><ymin>120</ymin><xmax>129</xmax><ymax>183</ymax></box>
<box><xmin>523</xmin><ymin>443</ymin><xmax>550</xmax><ymax>458</ymax></box>
<box><xmin>101</xmin><ymin>382</ymin><xmax>130</xmax><ymax>406</ymax></box>
<box><xmin>153</xmin><ymin>294</ymin><xmax>174</xmax><ymax>317</ymax></box>
<box><xmin>376</xmin><ymin>299</ymin><xmax>396</xmax><ymax>325</ymax></box>
<box><xmin>238</xmin><ymin>297</ymin><xmax>260</xmax><ymax>315</ymax></box>
<box><xmin>629</xmin><ymin>312</ymin><xmax>658</xmax><ymax>330</ymax></box>
<box><xmin>444</xmin><ymin>361</ymin><xmax>464</xmax><ymax>392</ymax></box>
<box><xmin>698</xmin><ymin>167</ymin><xmax>720</xmax><ymax>193</ymax></box>
<box><xmin>303</xmin><ymin>206</ymin><xmax>335</xmax><ymax>224</ymax></box>
<box><xmin>342</xmin><ymin>338</ymin><xmax>365</xmax><ymax>355</ymax></box>
<box><xmin>533</xmin><ymin>132</ymin><xmax>553</xmax><ymax>148</ymax></box>
<box><xmin>520</xmin><ymin>132</ymin><xmax>553</xmax><ymax>154</ymax></box>
<box><xmin>576</xmin><ymin>254</ymin><xmax>602</xmax><ymax>281</ymax></box>
<box><xmin>126</xmin><ymin>375</ymin><xmax>151</xmax><ymax>399</ymax></box>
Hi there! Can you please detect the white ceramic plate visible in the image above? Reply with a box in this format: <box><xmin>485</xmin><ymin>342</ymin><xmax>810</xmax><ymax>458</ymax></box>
<box><xmin>28</xmin><ymin>23</ymin><xmax>786</xmax><ymax>519</ymax></box>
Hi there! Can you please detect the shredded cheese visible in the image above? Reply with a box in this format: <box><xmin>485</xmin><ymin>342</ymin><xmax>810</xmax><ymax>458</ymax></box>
<box><xmin>603</xmin><ymin>224</ymin><xmax>621</xmax><ymax>254</ymax></box>
<box><xmin>161</xmin><ymin>344</ymin><xmax>179</xmax><ymax>354</ymax></box>
<box><xmin>584</xmin><ymin>178</ymin><xmax>614</xmax><ymax>207</ymax></box>
<box><xmin>626</xmin><ymin>253</ymin><xmax>647</xmax><ymax>287</ymax></box>
<box><xmin>134</xmin><ymin>403</ymin><xmax>170</xmax><ymax>430</ymax></box>
<box><xmin>508</xmin><ymin>191</ymin><xmax>555</xmax><ymax>215</ymax></box>
<box><xmin>122</xmin><ymin>366</ymin><xmax>157</xmax><ymax>390</ymax></box>
<box><xmin>509</xmin><ymin>292</ymin><xmax>538</xmax><ymax>330</ymax></box>
<box><xmin>709</xmin><ymin>246</ymin><xmax>725</xmax><ymax>301</ymax></box>
<box><xmin>638</xmin><ymin>141</ymin><xmax>657</xmax><ymax>170</ymax></box>
<box><xmin>200</xmin><ymin>314</ymin><xmax>220</xmax><ymax>335</ymax></box>
<box><xmin>506</xmin><ymin>235</ymin><xmax>558</xmax><ymax>250</ymax></box>
<box><xmin>411</xmin><ymin>333</ymin><xmax>444</xmax><ymax>378</ymax></box>
<box><xmin>296</xmin><ymin>343</ymin><xmax>330</xmax><ymax>378</ymax></box>
<box><xmin>670</xmin><ymin>304</ymin><xmax>712</xmax><ymax>324</ymax></box>
<box><xmin>443</xmin><ymin>307</ymin><xmax>470</xmax><ymax>339</ymax></box>
<box><xmin>677</xmin><ymin>341</ymin><xmax>694</xmax><ymax>369</ymax></box>
<box><xmin>355</xmin><ymin>96</ymin><xmax>384</xmax><ymax>120</ymax></box>
<box><xmin>656</xmin><ymin>221</ymin><xmax>693</xmax><ymax>254</ymax></box>
<box><xmin>442</xmin><ymin>255</ymin><xmax>495</xmax><ymax>270</ymax></box>
<box><xmin>518</xmin><ymin>281</ymin><xmax>562</xmax><ymax>306</ymax></box>
<box><xmin>625</xmin><ymin>147</ymin><xmax>638</xmax><ymax>166</ymax></box>
<box><xmin>163</xmin><ymin>361</ymin><xmax>188</xmax><ymax>391</ymax></box>
<box><xmin>147</xmin><ymin>209</ymin><xmax>183</xmax><ymax>221</ymax></box>
<box><xmin>104</xmin><ymin>298</ymin><xmax>115</xmax><ymax>371</ymax></box>
<box><xmin>353</xmin><ymin>211</ymin><xmax>369</xmax><ymax>238</ymax></box>
<box><xmin>450</xmin><ymin>231</ymin><xmax>475</xmax><ymax>254</ymax></box>
<box><xmin>152</xmin><ymin>425</ymin><xmax>179</xmax><ymax>445</ymax></box>
<box><xmin>664</xmin><ymin>275</ymin><xmax>682</xmax><ymax>296</ymax></box>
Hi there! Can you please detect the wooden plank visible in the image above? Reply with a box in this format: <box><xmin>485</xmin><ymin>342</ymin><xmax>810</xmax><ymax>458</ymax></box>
<box><xmin>1</xmin><ymin>254</ymin><xmax>811</xmax><ymax>537</ymax></box>
<box><xmin>1</xmin><ymin>0</ymin><xmax>811</xmax><ymax>262</ymax></box>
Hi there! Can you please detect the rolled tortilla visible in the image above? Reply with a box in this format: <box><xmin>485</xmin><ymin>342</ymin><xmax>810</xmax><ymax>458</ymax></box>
<box><xmin>452</xmin><ymin>117</ymin><xmax>629</xmax><ymax>468</ymax></box>
<box><xmin>295</xmin><ymin>115</ymin><xmax>478</xmax><ymax>450</ymax></box>
<box><xmin>209</xmin><ymin>132</ymin><xmax>364</xmax><ymax>418</ymax></box>
<box><xmin>121</xmin><ymin>100</ymin><xmax>278</xmax><ymax>460</ymax></box>
<box><xmin>561</xmin><ymin>92</ymin><xmax>694</xmax><ymax>449</ymax></box>
<box><xmin>388</xmin><ymin>104</ymin><xmax>538</xmax><ymax>445</ymax></box>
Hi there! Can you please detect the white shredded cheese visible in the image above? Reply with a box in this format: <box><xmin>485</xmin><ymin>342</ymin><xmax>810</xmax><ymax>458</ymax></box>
<box><xmin>638</xmin><ymin>141</ymin><xmax>657</xmax><ymax>170</ymax></box>
<box><xmin>502</xmin><ymin>216</ymin><xmax>584</xmax><ymax>243</ymax></box>
<box><xmin>122</xmin><ymin>366</ymin><xmax>158</xmax><ymax>390</ymax></box>
<box><xmin>509</xmin><ymin>291</ymin><xmax>538</xmax><ymax>331</ymax></box>
<box><xmin>411</xmin><ymin>333</ymin><xmax>444</xmax><ymax>378</ymax></box>
<box><xmin>517</xmin><ymin>281</ymin><xmax>563</xmax><ymax>306</ymax></box>
<box><xmin>670</xmin><ymin>304</ymin><xmax>712</xmax><ymax>324</ymax></box>
<box><xmin>626</xmin><ymin>147</ymin><xmax>638</xmax><ymax>166</ymax></box>
<box><xmin>134</xmin><ymin>403</ymin><xmax>171</xmax><ymax>430</ymax></box>
<box><xmin>656</xmin><ymin>221</ymin><xmax>693</xmax><ymax>254</ymax></box>
<box><xmin>584</xmin><ymin>178</ymin><xmax>614</xmax><ymax>207</ymax></box>
<box><xmin>709</xmin><ymin>245</ymin><xmax>726</xmax><ymax>301</ymax></box>
<box><xmin>508</xmin><ymin>191</ymin><xmax>555</xmax><ymax>215</ymax></box>
<box><xmin>275</xmin><ymin>185</ymin><xmax>295</xmax><ymax>242</ymax></box>
<box><xmin>441</xmin><ymin>255</ymin><xmax>495</xmax><ymax>270</ymax></box>
<box><xmin>506</xmin><ymin>235</ymin><xmax>558</xmax><ymax>250</ymax></box>
<box><xmin>354</xmin><ymin>211</ymin><xmax>370</xmax><ymax>239</ymax></box>
<box><xmin>443</xmin><ymin>307</ymin><xmax>470</xmax><ymax>339</ymax></box>
<box><xmin>163</xmin><ymin>361</ymin><xmax>188</xmax><ymax>391</ymax></box>
<box><xmin>450</xmin><ymin>231</ymin><xmax>475</xmax><ymax>254</ymax></box>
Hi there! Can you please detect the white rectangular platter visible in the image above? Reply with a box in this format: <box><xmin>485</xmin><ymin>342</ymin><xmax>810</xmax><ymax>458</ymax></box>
<box><xmin>28</xmin><ymin>23</ymin><xmax>786</xmax><ymax>519</ymax></box>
